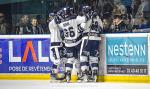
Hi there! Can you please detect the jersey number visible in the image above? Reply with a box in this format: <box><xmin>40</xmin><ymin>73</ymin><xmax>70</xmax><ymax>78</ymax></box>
<box><xmin>64</xmin><ymin>27</ymin><xmax>75</xmax><ymax>37</ymax></box>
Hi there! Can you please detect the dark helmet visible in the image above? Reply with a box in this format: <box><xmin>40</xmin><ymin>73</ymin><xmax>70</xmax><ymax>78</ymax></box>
<box><xmin>48</xmin><ymin>13</ymin><xmax>55</xmax><ymax>22</ymax></box>
<box><xmin>91</xmin><ymin>10</ymin><xmax>98</xmax><ymax>18</ymax></box>
<box><xmin>82</xmin><ymin>5</ymin><xmax>91</xmax><ymax>14</ymax></box>
<box><xmin>49</xmin><ymin>13</ymin><xmax>55</xmax><ymax>17</ymax></box>
<box><xmin>62</xmin><ymin>7</ymin><xmax>71</xmax><ymax>18</ymax></box>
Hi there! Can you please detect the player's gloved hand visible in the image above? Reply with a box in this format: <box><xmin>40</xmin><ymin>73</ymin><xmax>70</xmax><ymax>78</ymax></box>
<box><xmin>53</xmin><ymin>58</ymin><xmax>61</xmax><ymax>65</ymax></box>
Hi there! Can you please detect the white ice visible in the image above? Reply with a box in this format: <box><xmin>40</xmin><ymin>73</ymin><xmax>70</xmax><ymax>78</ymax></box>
<box><xmin>0</xmin><ymin>80</ymin><xmax>150</xmax><ymax>89</ymax></box>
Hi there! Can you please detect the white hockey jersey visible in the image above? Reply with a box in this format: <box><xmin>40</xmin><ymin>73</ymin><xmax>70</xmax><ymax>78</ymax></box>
<box><xmin>49</xmin><ymin>19</ymin><xmax>62</xmax><ymax>48</ymax></box>
<box><xmin>57</xmin><ymin>15</ymin><xmax>86</xmax><ymax>47</ymax></box>
<box><xmin>81</xmin><ymin>16</ymin><xmax>103</xmax><ymax>40</ymax></box>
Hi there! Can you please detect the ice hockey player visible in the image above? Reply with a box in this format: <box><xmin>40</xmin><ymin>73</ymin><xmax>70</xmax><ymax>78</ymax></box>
<box><xmin>52</xmin><ymin>7</ymin><xmax>86</xmax><ymax>82</ymax></box>
<box><xmin>49</xmin><ymin>12</ymin><xmax>66</xmax><ymax>82</ymax></box>
<box><xmin>79</xmin><ymin>5</ymin><xmax>103</xmax><ymax>82</ymax></box>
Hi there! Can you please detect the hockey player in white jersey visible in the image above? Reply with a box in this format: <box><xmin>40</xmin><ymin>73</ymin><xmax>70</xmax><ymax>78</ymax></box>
<box><xmin>49</xmin><ymin>12</ymin><xmax>66</xmax><ymax>82</ymax></box>
<box><xmin>79</xmin><ymin>6</ymin><xmax>103</xmax><ymax>82</ymax></box>
<box><xmin>53</xmin><ymin>7</ymin><xmax>86</xmax><ymax>82</ymax></box>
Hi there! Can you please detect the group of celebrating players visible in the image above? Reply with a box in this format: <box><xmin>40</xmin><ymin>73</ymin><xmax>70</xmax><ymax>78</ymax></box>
<box><xmin>49</xmin><ymin>5</ymin><xmax>103</xmax><ymax>83</ymax></box>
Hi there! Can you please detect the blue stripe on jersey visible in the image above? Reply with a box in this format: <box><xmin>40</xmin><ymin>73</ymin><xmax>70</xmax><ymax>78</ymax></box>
<box><xmin>83</xmin><ymin>32</ymin><xmax>100</xmax><ymax>37</ymax></box>
<box><xmin>51</xmin><ymin>42</ymin><xmax>62</xmax><ymax>46</ymax></box>
<box><xmin>80</xmin><ymin>62</ymin><xmax>89</xmax><ymax>66</ymax></box>
<box><xmin>64</xmin><ymin>34</ymin><xmax>82</xmax><ymax>44</ymax></box>
<box><xmin>91</xmin><ymin>63</ymin><xmax>99</xmax><ymax>67</ymax></box>
<box><xmin>65</xmin><ymin>63</ymin><xmax>73</xmax><ymax>68</ymax></box>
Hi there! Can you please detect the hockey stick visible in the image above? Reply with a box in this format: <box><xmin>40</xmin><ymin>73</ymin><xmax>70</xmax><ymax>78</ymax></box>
<box><xmin>84</xmin><ymin>14</ymin><xmax>94</xmax><ymax>46</ymax></box>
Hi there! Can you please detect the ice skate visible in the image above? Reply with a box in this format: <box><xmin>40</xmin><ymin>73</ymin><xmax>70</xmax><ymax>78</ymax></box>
<box><xmin>93</xmin><ymin>74</ymin><xmax>97</xmax><ymax>82</ymax></box>
<box><xmin>50</xmin><ymin>73</ymin><xmax>60</xmax><ymax>83</ymax></box>
<box><xmin>66</xmin><ymin>71</ymin><xmax>71</xmax><ymax>83</ymax></box>
<box><xmin>78</xmin><ymin>70</ymin><xmax>89</xmax><ymax>82</ymax></box>
<box><xmin>92</xmin><ymin>70</ymin><xmax>98</xmax><ymax>82</ymax></box>
<box><xmin>82</xmin><ymin>74</ymin><xmax>89</xmax><ymax>82</ymax></box>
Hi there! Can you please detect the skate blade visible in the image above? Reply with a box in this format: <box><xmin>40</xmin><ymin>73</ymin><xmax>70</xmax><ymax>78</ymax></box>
<box><xmin>94</xmin><ymin>76</ymin><xmax>97</xmax><ymax>82</ymax></box>
<box><xmin>50</xmin><ymin>80</ymin><xmax>61</xmax><ymax>83</ymax></box>
<box><xmin>50</xmin><ymin>79</ymin><xmax>67</xmax><ymax>83</ymax></box>
<box><xmin>77</xmin><ymin>79</ymin><xmax>89</xmax><ymax>83</ymax></box>
<box><xmin>77</xmin><ymin>80</ymin><xmax>83</xmax><ymax>83</ymax></box>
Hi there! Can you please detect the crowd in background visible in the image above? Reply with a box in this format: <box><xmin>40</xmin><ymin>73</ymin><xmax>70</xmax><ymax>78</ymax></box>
<box><xmin>101</xmin><ymin>0</ymin><xmax>150</xmax><ymax>33</ymax></box>
<box><xmin>15</xmin><ymin>15</ymin><xmax>49</xmax><ymax>34</ymax></box>
<box><xmin>0</xmin><ymin>13</ymin><xmax>50</xmax><ymax>35</ymax></box>
<box><xmin>0</xmin><ymin>0</ymin><xmax>149</xmax><ymax>35</ymax></box>
<box><xmin>0</xmin><ymin>12</ymin><xmax>10</xmax><ymax>34</ymax></box>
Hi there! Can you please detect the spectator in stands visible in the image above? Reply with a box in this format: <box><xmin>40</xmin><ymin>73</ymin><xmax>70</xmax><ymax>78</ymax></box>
<box><xmin>132</xmin><ymin>0</ymin><xmax>141</xmax><ymax>17</ymax></box>
<box><xmin>133</xmin><ymin>0</ymin><xmax>150</xmax><ymax>31</ymax></box>
<box><xmin>28</xmin><ymin>18</ymin><xmax>43</xmax><ymax>34</ymax></box>
<box><xmin>102</xmin><ymin>18</ymin><xmax>113</xmax><ymax>33</ymax></box>
<box><xmin>102</xmin><ymin>2</ymin><xmax>113</xmax><ymax>33</ymax></box>
<box><xmin>102</xmin><ymin>2</ymin><xmax>113</xmax><ymax>18</ymax></box>
<box><xmin>138</xmin><ymin>9</ymin><xmax>150</xmax><ymax>29</ymax></box>
<box><xmin>36</xmin><ymin>15</ymin><xmax>48</xmax><ymax>34</ymax></box>
<box><xmin>0</xmin><ymin>12</ymin><xmax>10</xmax><ymax>34</ymax></box>
<box><xmin>113</xmin><ymin>0</ymin><xmax>127</xmax><ymax>15</ymax></box>
<box><xmin>122</xmin><ymin>14</ymin><xmax>133</xmax><ymax>32</ymax></box>
<box><xmin>111</xmin><ymin>9</ymin><xmax>129</xmax><ymax>33</ymax></box>
<box><xmin>121</xmin><ymin>0</ymin><xmax>132</xmax><ymax>15</ymax></box>
<box><xmin>134</xmin><ymin>4</ymin><xmax>150</xmax><ymax>31</ymax></box>
<box><xmin>15</xmin><ymin>15</ymin><xmax>30</xmax><ymax>34</ymax></box>
<box><xmin>135</xmin><ymin>0</ymin><xmax>149</xmax><ymax>18</ymax></box>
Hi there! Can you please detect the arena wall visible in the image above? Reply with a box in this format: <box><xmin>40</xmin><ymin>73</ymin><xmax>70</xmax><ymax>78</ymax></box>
<box><xmin>0</xmin><ymin>34</ymin><xmax>149</xmax><ymax>83</ymax></box>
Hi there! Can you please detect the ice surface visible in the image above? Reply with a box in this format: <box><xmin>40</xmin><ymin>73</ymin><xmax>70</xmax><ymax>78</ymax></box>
<box><xmin>0</xmin><ymin>80</ymin><xmax>150</xmax><ymax>89</ymax></box>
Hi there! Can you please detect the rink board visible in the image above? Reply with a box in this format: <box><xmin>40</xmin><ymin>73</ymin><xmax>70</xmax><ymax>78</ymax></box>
<box><xmin>0</xmin><ymin>34</ymin><xmax>150</xmax><ymax>83</ymax></box>
<box><xmin>102</xmin><ymin>33</ymin><xmax>150</xmax><ymax>83</ymax></box>
<box><xmin>0</xmin><ymin>35</ymin><xmax>52</xmax><ymax>79</ymax></box>
<box><xmin>0</xmin><ymin>74</ymin><xmax>149</xmax><ymax>83</ymax></box>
